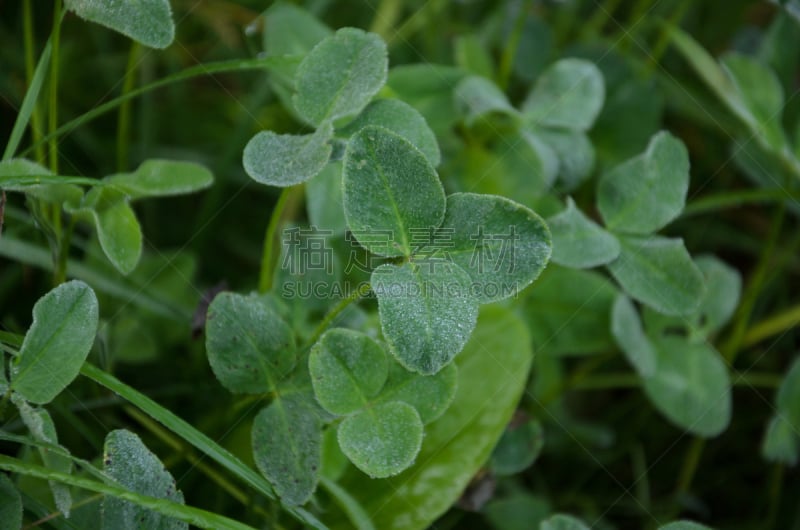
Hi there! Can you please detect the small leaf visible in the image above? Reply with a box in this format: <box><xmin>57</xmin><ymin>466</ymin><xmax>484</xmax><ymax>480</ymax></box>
<box><xmin>440</xmin><ymin>193</ymin><xmax>552</xmax><ymax>303</ymax></box>
<box><xmin>65</xmin><ymin>0</ymin><xmax>175</xmax><ymax>49</ymax></box>
<box><xmin>547</xmin><ymin>198</ymin><xmax>620</xmax><ymax>268</ymax></box>
<box><xmin>762</xmin><ymin>415</ymin><xmax>799</xmax><ymax>465</ymax></box>
<box><xmin>535</xmin><ymin>128</ymin><xmax>596</xmax><ymax>191</ymax></box>
<box><xmin>375</xmin><ymin>361</ymin><xmax>458</xmax><ymax>424</ymax></box>
<box><xmin>343</xmin><ymin>126</ymin><xmax>445</xmax><ymax>257</ymax></box>
<box><xmin>598</xmin><ymin>131</ymin><xmax>690</xmax><ymax>234</ymax></box>
<box><xmin>372</xmin><ymin>261</ymin><xmax>478</xmax><ymax>375</ymax></box>
<box><xmin>540</xmin><ymin>514</ymin><xmax>590</xmax><ymax>530</ymax></box>
<box><xmin>607</xmin><ymin>235</ymin><xmax>705</xmax><ymax>316</ymax></box>
<box><xmin>522</xmin><ymin>58</ymin><xmax>605</xmax><ymax>131</ymax></box>
<box><xmin>309</xmin><ymin>329</ymin><xmax>388</xmax><ymax>415</ymax></box>
<box><xmin>454</xmin><ymin>75</ymin><xmax>517</xmax><ymax>126</ymax></box>
<box><xmin>205</xmin><ymin>292</ymin><xmax>295</xmax><ymax>394</ymax></box>
<box><xmin>490</xmin><ymin>417</ymin><xmax>544</xmax><ymax>476</ymax></box>
<box><xmin>252</xmin><ymin>394</ymin><xmax>322</xmax><ymax>505</ymax></box>
<box><xmin>338</xmin><ymin>99</ymin><xmax>441</xmax><ymax>167</ymax></box>
<box><xmin>11</xmin><ymin>281</ymin><xmax>99</xmax><ymax>405</ymax></box>
<box><xmin>294</xmin><ymin>28</ymin><xmax>388</xmax><ymax>126</ymax></box>
<box><xmin>106</xmin><ymin>159</ymin><xmax>213</xmax><ymax>199</ymax></box>
<box><xmin>243</xmin><ymin>122</ymin><xmax>333</xmax><ymax>187</ymax></box>
<box><xmin>102</xmin><ymin>429</ymin><xmax>187</xmax><ymax>529</ymax></box>
<box><xmin>611</xmin><ymin>294</ymin><xmax>657</xmax><ymax>377</ymax></box>
<box><xmin>262</xmin><ymin>2</ymin><xmax>332</xmax><ymax>56</ymax></box>
<box><xmin>338</xmin><ymin>401</ymin><xmax>423</xmax><ymax>478</ymax></box>
<box><xmin>643</xmin><ymin>336</ymin><xmax>732</xmax><ymax>437</ymax></box>
<box><xmin>0</xmin><ymin>473</ymin><xmax>22</xmax><ymax>530</ymax></box>
<box><xmin>387</xmin><ymin>64</ymin><xmax>466</xmax><ymax>135</ymax></box>
<box><xmin>658</xmin><ymin>521</ymin><xmax>714</xmax><ymax>530</ymax></box>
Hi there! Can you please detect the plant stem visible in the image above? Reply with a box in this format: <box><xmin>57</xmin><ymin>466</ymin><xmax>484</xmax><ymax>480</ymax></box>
<box><xmin>369</xmin><ymin>0</ymin><xmax>403</xmax><ymax>41</ymax></box>
<box><xmin>581</xmin><ymin>0</ymin><xmax>623</xmax><ymax>39</ymax></box>
<box><xmin>497</xmin><ymin>0</ymin><xmax>531</xmax><ymax>90</ymax></box>
<box><xmin>258</xmin><ymin>187</ymin><xmax>292</xmax><ymax>293</ymax></box>
<box><xmin>674</xmin><ymin>437</ymin><xmax>705</xmax><ymax>497</ymax></box>
<box><xmin>307</xmin><ymin>283</ymin><xmax>372</xmax><ymax>346</ymax></box>
<box><xmin>682</xmin><ymin>188</ymin><xmax>800</xmax><ymax>217</ymax></box>
<box><xmin>742</xmin><ymin>304</ymin><xmax>800</xmax><ymax>349</ymax></box>
<box><xmin>23</xmin><ymin>0</ymin><xmax>46</xmax><ymax>165</ymax></box>
<box><xmin>48</xmin><ymin>0</ymin><xmax>62</xmax><ymax>175</ymax></box>
<box><xmin>117</xmin><ymin>41</ymin><xmax>141</xmax><ymax>172</ymax></box>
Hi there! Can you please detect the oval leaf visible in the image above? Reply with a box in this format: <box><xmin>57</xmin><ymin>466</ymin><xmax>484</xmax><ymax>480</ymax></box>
<box><xmin>343</xmin><ymin>126</ymin><xmax>445</xmax><ymax>257</ymax></box>
<box><xmin>205</xmin><ymin>292</ymin><xmax>295</xmax><ymax>394</ymax></box>
<box><xmin>65</xmin><ymin>0</ymin><xmax>175</xmax><ymax>49</ymax></box>
<box><xmin>607</xmin><ymin>235</ymin><xmax>705</xmax><ymax>316</ymax></box>
<box><xmin>548</xmin><ymin>198</ymin><xmax>620</xmax><ymax>268</ymax></box>
<box><xmin>243</xmin><ymin>123</ymin><xmax>333</xmax><ymax>187</ymax></box>
<box><xmin>490</xmin><ymin>416</ymin><xmax>544</xmax><ymax>476</ymax></box>
<box><xmin>337</xmin><ymin>401</ymin><xmax>423</xmax><ymax>478</ymax></box>
<box><xmin>252</xmin><ymin>394</ymin><xmax>322</xmax><ymax>505</ymax></box>
<box><xmin>309</xmin><ymin>328</ymin><xmax>388</xmax><ymax>415</ymax></box>
<box><xmin>85</xmin><ymin>189</ymin><xmax>143</xmax><ymax>275</ymax></box>
<box><xmin>102</xmin><ymin>429</ymin><xmax>187</xmax><ymax>530</ymax></box>
<box><xmin>106</xmin><ymin>159</ymin><xmax>213</xmax><ymax>199</ymax></box>
<box><xmin>294</xmin><ymin>27</ymin><xmax>388</xmax><ymax>126</ymax></box>
<box><xmin>440</xmin><ymin>193</ymin><xmax>552</xmax><ymax>303</ymax></box>
<box><xmin>540</xmin><ymin>514</ymin><xmax>590</xmax><ymax>530</ymax></box>
<box><xmin>454</xmin><ymin>75</ymin><xmax>517</xmax><ymax>126</ymax></box>
<box><xmin>372</xmin><ymin>261</ymin><xmax>478</xmax><ymax>375</ymax></box>
<box><xmin>598</xmin><ymin>131</ymin><xmax>690</xmax><ymax>234</ymax></box>
<box><xmin>11</xmin><ymin>281</ymin><xmax>99</xmax><ymax>404</ymax></box>
<box><xmin>611</xmin><ymin>294</ymin><xmax>657</xmax><ymax>377</ymax></box>
<box><xmin>374</xmin><ymin>361</ymin><xmax>458</xmax><ymax>424</ymax></box>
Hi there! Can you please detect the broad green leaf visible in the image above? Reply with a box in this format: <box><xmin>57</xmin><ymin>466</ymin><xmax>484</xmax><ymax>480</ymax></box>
<box><xmin>643</xmin><ymin>336</ymin><xmax>731</xmax><ymax>437</ymax></box>
<box><xmin>386</xmin><ymin>64</ymin><xmax>466</xmax><ymax>135</ymax></box>
<box><xmin>525</xmin><ymin>267</ymin><xmax>618</xmax><ymax>356</ymax></box>
<box><xmin>306</xmin><ymin>161</ymin><xmax>347</xmax><ymax>234</ymax></box>
<box><xmin>762</xmin><ymin>415</ymin><xmax>798</xmax><ymax>465</ymax></box>
<box><xmin>309</xmin><ymin>329</ymin><xmax>388</xmax><ymax>415</ymax></box>
<box><xmin>374</xmin><ymin>361</ymin><xmax>458</xmax><ymax>424</ymax></box>
<box><xmin>243</xmin><ymin>123</ymin><xmax>333</xmax><ymax>187</ymax></box>
<box><xmin>490</xmin><ymin>417</ymin><xmax>544</xmax><ymax>476</ymax></box>
<box><xmin>485</xmin><ymin>494</ymin><xmax>552</xmax><ymax>530</ymax></box>
<box><xmin>535</xmin><ymin>128</ymin><xmax>595</xmax><ymax>191</ymax></box>
<box><xmin>343</xmin><ymin>126</ymin><xmax>445</xmax><ymax>257</ymax></box>
<box><xmin>0</xmin><ymin>473</ymin><xmax>22</xmax><ymax>530</ymax></box>
<box><xmin>597</xmin><ymin>131</ymin><xmax>690</xmax><ymax>234</ymax></box>
<box><xmin>454</xmin><ymin>75</ymin><xmax>517</xmax><ymax>126</ymax></box>
<box><xmin>0</xmin><ymin>158</ymin><xmax>83</xmax><ymax>204</ymax></box>
<box><xmin>252</xmin><ymin>394</ymin><xmax>322</xmax><ymax>505</ymax></box>
<box><xmin>338</xmin><ymin>401</ymin><xmax>423</xmax><ymax>478</ymax></box>
<box><xmin>540</xmin><ymin>514</ymin><xmax>590</xmax><ymax>530</ymax></box>
<box><xmin>548</xmin><ymin>198</ymin><xmax>620</xmax><ymax>268</ymax></box>
<box><xmin>522</xmin><ymin>58</ymin><xmax>604</xmax><ymax>131</ymax></box>
<box><xmin>205</xmin><ymin>292</ymin><xmax>295</xmax><ymax>394</ymax></box>
<box><xmin>372</xmin><ymin>261</ymin><xmax>478</xmax><ymax>375</ymax></box>
<box><xmin>607</xmin><ymin>235</ymin><xmax>705</xmax><ymax>316</ymax></box>
<box><xmin>294</xmin><ymin>28</ymin><xmax>388</xmax><ymax>126</ymax></box>
<box><xmin>11</xmin><ymin>281</ymin><xmax>99</xmax><ymax>404</ymax></box>
<box><xmin>262</xmin><ymin>2</ymin><xmax>332</xmax><ymax>56</ymax></box>
<box><xmin>658</xmin><ymin>522</ymin><xmax>713</xmax><ymax>530</ymax></box>
<box><xmin>338</xmin><ymin>99</ymin><xmax>441</xmax><ymax>167</ymax></box>
<box><xmin>335</xmin><ymin>306</ymin><xmax>534</xmax><ymax>530</ymax></box>
<box><xmin>440</xmin><ymin>193</ymin><xmax>552</xmax><ymax>303</ymax></box>
<box><xmin>102</xmin><ymin>429</ymin><xmax>187</xmax><ymax>529</ymax></box>
<box><xmin>611</xmin><ymin>294</ymin><xmax>657</xmax><ymax>377</ymax></box>
<box><xmin>65</xmin><ymin>0</ymin><xmax>175</xmax><ymax>49</ymax></box>
<box><xmin>106</xmin><ymin>159</ymin><xmax>213</xmax><ymax>199</ymax></box>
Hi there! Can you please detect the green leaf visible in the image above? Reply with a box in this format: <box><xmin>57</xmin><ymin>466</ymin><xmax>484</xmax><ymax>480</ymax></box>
<box><xmin>522</xmin><ymin>58</ymin><xmax>605</xmax><ymax>131</ymax></box>
<box><xmin>309</xmin><ymin>329</ymin><xmax>388</xmax><ymax>415</ymax></box>
<box><xmin>611</xmin><ymin>294</ymin><xmax>657</xmax><ymax>377</ymax></box>
<box><xmin>318</xmin><ymin>477</ymin><xmax>376</xmax><ymax>530</ymax></box>
<box><xmin>485</xmin><ymin>494</ymin><xmax>552</xmax><ymax>530</ymax></box>
<box><xmin>386</xmin><ymin>64</ymin><xmax>466</xmax><ymax>135</ymax></box>
<box><xmin>776</xmin><ymin>358</ymin><xmax>800</xmax><ymax>425</ymax></box>
<box><xmin>440</xmin><ymin>193</ymin><xmax>552</xmax><ymax>303</ymax></box>
<box><xmin>262</xmin><ymin>2</ymin><xmax>332</xmax><ymax>56</ymax></box>
<box><xmin>548</xmin><ymin>198</ymin><xmax>620</xmax><ymax>268</ymax></box>
<box><xmin>0</xmin><ymin>158</ymin><xmax>84</xmax><ymax>204</ymax></box>
<box><xmin>252</xmin><ymin>394</ymin><xmax>322</xmax><ymax>505</ymax></box>
<box><xmin>372</xmin><ymin>261</ymin><xmax>478</xmax><ymax>375</ymax></box>
<box><xmin>534</xmin><ymin>128</ymin><xmax>596</xmax><ymax>191</ymax></box>
<box><xmin>540</xmin><ymin>514</ymin><xmax>590</xmax><ymax>530</ymax></box>
<box><xmin>658</xmin><ymin>521</ymin><xmax>714</xmax><ymax>530</ymax></box>
<box><xmin>343</xmin><ymin>126</ymin><xmax>445</xmax><ymax>257</ymax></box>
<box><xmin>106</xmin><ymin>159</ymin><xmax>213</xmax><ymax>199</ymax></box>
<box><xmin>374</xmin><ymin>361</ymin><xmax>458</xmax><ymax>424</ymax></box>
<box><xmin>337</xmin><ymin>401</ymin><xmax>423</xmax><ymax>478</ymax></box>
<box><xmin>454</xmin><ymin>75</ymin><xmax>517</xmax><ymax>126</ymax></box>
<box><xmin>597</xmin><ymin>131</ymin><xmax>690</xmax><ymax>234</ymax></box>
<box><xmin>306</xmin><ymin>161</ymin><xmax>347</xmax><ymax>234</ymax></box>
<box><xmin>205</xmin><ymin>292</ymin><xmax>295</xmax><ymax>394</ymax></box>
<box><xmin>490</xmin><ymin>417</ymin><xmax>544</xmax><ymax>476</ymax></box>
<box><xmin>243</xmin><ymin>123</ymin><xmax>333</xmax><ymax>187</ymax></box>
<box><xmin>607</xmin><ymin>235</ymin><xmax>705</xmax><ymax>316</ymax></box>
<box><xmin>334</xmin><ymin>305</ymin><xmax>533</xmax><ymax>530</ymax></box>
<box><xmin>294</xmin><ymin>28</ymin><xmax>388</xmax><ymax>126</ymax></box>
<box><xmin>762</xmin><ymin>415</ymin><xmax>798</xmax><ymax>465</ymax></box>
<box><xmin>338</xmin><ymin>99</ymin><xmax>441</xmax><ymax>167</ymax></box>
<box><xmin>0</xmin><ymin>473</ymin><xmax>22</xmax><ymax>530</ymax></box>
<box><xmin>524</xmin><ymin>267</ymin><xmax>618</xmax><ymax>356</ymax></box>
<box><xmin>454</xmin><ymin>34</ymin><xmax>494</xmax><ymax>79</ymax></box>
<box><xmin>65</xmin><ymin>0</ymin><xmax>175</xmax><ymax>49</ymax></box>
<box><xmin>102</xmin><ymin>429</ymin><xmax>187</xmax><ymax>530</ymax></box>
<box><xmin>11</xmin><ymin>281</ymin><xmax>99</xmax><ymax>404</ymax></box>
<box><xmin>643</xmin><ymin>336</ymin><xmax>732</xmax><ymax>437</ymax></box>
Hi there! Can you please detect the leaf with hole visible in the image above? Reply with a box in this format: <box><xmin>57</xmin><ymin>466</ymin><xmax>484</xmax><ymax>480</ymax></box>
<box><xmin>205</xmin><ymin>292</ymin><xmax>296</xmax><ymax>394</ymax></box>
<box><xmin>547</xmin><ymin>198</ymin><xmax>619</xmax><ymax>268</ymax></box>
<box><xmin>243</xmin><ymin>122</ymin><xmax>333</xmax><ymax>187</ymax></box>
<box><xmin>309</xmin><ymin>328</ymin><xmax>388</xmax><ymax>415</ymax></box>
<box><xmin>343</xmin><ymin>126</ymin><xmax>445</xmax><ymax>257</ymax></box>
<box><xmin>294</xmin><ymin>28</ymin><xmax>388</xmax><ymax>126</ymax></box>
<box><xmin>65</xmin><ymin>0</ymin><xmax>175</xmax><ymax>49</ymax></box>
<box><xmin>11</xmin><ymin>281</ymin><xmax>98</xmax><ymax>405</ymax></box>
<box><xmin>337</xmin><ymin>401</ymin><xmax>423</xmax><ymax>478</ymax></box>
<box><xmin>440</xmin><ymin>193</ymin><xmax>552</xmax><ymax>303</ymax></box>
